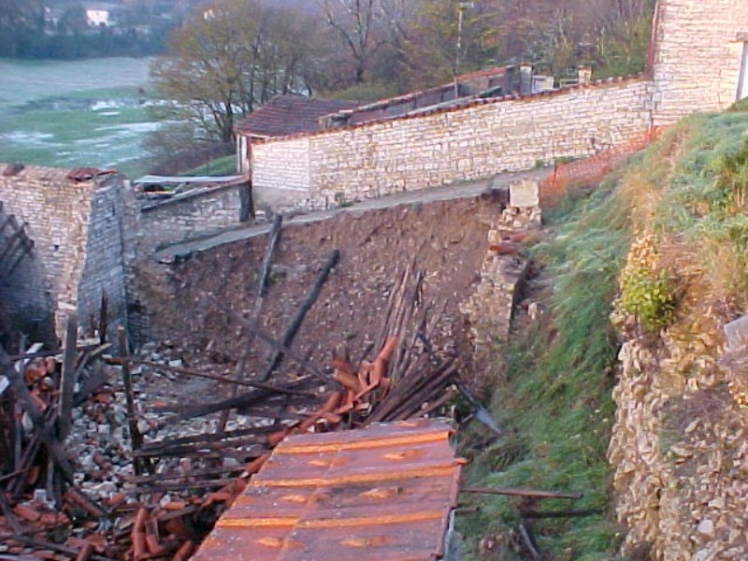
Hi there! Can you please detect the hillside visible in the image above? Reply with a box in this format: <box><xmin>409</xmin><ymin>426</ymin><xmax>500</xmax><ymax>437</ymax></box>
<box><xmin>458</xmin><ymin>106</ymin><xmax>748</xmax><ymax>560</ymax></box>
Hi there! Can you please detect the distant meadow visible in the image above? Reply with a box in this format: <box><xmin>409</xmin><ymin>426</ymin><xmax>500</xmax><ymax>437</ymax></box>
<box><xmin>0</xmin><ymin>57</ymin><xmax>165</xmax><ymax>179</ymax></box>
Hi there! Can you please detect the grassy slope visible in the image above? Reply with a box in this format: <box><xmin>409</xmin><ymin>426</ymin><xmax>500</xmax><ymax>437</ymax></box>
<box><xmin>458</xmin><ymin>108</ymin><xmax>748</xmax><ymax>560</ymax></box>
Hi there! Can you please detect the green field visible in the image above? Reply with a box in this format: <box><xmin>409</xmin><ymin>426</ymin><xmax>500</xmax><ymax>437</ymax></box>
<box><xmin>0</xmin><ymin>57</ymin><xmax>165</xmax><ymax>179</ymax></box>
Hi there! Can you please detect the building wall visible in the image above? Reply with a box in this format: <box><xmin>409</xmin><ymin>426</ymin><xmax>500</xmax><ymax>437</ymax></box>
<box><xmin>77</xmin><ymin>179</ymin><xmax>131</xmax><ymax>344</ymax></box>
<box><xmin>652</xmin><ymin>0</ymin><xmax>748</xmax><ymax>126</ymax></box>
<box><xmin>0</xmin><ymin>165</ymin><xmax>129</xmax><ymax>342</ymax></box>
<box><xmin>138</xmin><ymin>182</ymin><xmax>250</xmax><ymax>250</ymax></box>
<box><xmin>251</xmin><ymin>137</ymin><xmax>313</xmax><ymax>209</ymax></box>
<box><xmin>252</xmin><ymin>80</ymin><xmax>654</xmax><ymax>208</ymax></box>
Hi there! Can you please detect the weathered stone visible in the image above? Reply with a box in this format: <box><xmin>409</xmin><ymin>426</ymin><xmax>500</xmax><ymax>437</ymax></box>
<box><xmin>698</xmin><ymin>519</ymin><xmax>715</xmax><ymax>538</ymax></box>
<box><xmin>509</xmin><ymin>180</ymin><xmax>540</xmax><ymax>208</ymax></box>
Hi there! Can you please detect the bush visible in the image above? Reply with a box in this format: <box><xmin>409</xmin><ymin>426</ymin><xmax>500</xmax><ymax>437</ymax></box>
<box><xmin>616</xmin><ymin>235</ymin><xmax>677</xmax><ymax>332</ymax></box>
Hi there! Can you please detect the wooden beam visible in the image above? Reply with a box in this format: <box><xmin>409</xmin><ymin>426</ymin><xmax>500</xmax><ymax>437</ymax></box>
<box><xmin>58</xmin><ymin>312</ymin><xmax>78</xmax><ymax>439</ymax></box>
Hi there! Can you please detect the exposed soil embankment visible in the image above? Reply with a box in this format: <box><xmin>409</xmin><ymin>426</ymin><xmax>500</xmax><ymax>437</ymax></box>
<box><xmin>134</xmin><ymin>194</ymin><xmax>505</xmax><ymax>389</ymax></box>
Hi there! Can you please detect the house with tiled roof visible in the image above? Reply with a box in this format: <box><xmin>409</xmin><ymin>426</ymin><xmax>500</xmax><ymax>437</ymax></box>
<box><xmin>235</xmin><ymin>95</ymin><xmax>359</xmax><ymax>175</ymax></box>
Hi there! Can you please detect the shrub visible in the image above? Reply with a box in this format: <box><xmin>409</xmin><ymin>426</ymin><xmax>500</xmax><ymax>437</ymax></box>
<box><xmin>616</xmin><ymin>235</ymin><xmax>677</xmax><ymax>332</ymax></box>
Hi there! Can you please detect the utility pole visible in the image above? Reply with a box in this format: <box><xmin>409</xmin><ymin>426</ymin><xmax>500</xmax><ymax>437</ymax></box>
<box><xmin>454</xmin><ymin>1</ymin><xmax>475</xmax><ymax>97</ymax></box>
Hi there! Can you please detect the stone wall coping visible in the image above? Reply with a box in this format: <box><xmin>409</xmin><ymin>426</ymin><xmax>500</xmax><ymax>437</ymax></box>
<box><xmin>250</xmin><ymin>74</ymin><xmax>648</xmax><ymax>146</ymax></box>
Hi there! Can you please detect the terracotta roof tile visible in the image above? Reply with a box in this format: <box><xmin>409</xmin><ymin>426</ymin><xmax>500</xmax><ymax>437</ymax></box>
<box><xmin>235</xmin><ymin>95</ymin><xmax>359</xmax><ymax>138</ymax></box>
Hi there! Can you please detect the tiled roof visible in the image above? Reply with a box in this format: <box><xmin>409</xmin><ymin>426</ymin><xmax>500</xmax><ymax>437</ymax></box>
<box><xmin>339</xmin><ymin>66</ymin><xmax>509</xmax><ymax>126</ymax></box>
<box><xmin>192</xmin><ymin>419</ymin><xmax>463</xmax><ymax>561</ymax></box>
<box><xmin>234</xmin><ymin>95</ymin><xmax>359</xmax><ymax>138</ymax></box>
<box><xmin>251</xmin><ymin>74</ymin><xmax>648</xmax><ymax>145</ymax></box>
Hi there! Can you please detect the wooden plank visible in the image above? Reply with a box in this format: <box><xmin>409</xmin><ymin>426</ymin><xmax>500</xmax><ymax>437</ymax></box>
<box><xmin>0</xmin><ymin>346</ymin><xmax>74</xmax><ymax>483</ymax></box>
<box><xmin>58</xmin><ymin>312</ymin><xmax>78</xmax><ymax>439</ymax></box>
<box><xmin>258</xmin><ymin>249</ymin><xmax>340</xmax><ymax>382</ymax></box>
<box><xmin>117</xmin><ymin>326</ymin><xmax>147</xmax><ymax>475</ymax></box>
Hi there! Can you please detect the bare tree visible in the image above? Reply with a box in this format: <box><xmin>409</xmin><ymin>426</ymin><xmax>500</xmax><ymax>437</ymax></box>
<box><xmin>321</xmin><ymin>0</ymin><xmax>401</xmax><ymax>86</ymax></box>
<box><xmin>151</xmin><ymin>0</ymin><xmax>317</xmax><ymax>143</ymax></box>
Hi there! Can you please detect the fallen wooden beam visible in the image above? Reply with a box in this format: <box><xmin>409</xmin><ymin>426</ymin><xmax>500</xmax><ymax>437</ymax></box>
<box><xmin>150</xmin><ymin>377</ymin><xmax>317</xmax><ymax>431</ymax></box>
<box><xmin>117</xmin><ymin>327</ymin><xmax>148</xmax><ymax>475</ymax></box>
<box><xmin>58</xmin><ymin>312</ymin><xmax>78</xmax><ymax>439</ymax></box>
<box><xmin>520</xmin><ymin>508</ymin><xmax>604</xmax><ymax>519</ymax></box>
<box><xmin>259</xmin><ymin>249</ymin><xmax>340</xmax><ymax>382</ymax></box>
<box><xmin>461</xmin><ymin>486</ymin><xmax>583</xmax><ymax>500</ymax></box>
<box><xmin>106</xmin><ymin>357</ymin><xmax>314</xmax><ymax>395</ymax></box>
<box><xmin>206</xmin><ymin>295</ymin><xmax>333</xmax><ymax>385</ymax></box>
<box><xmin>0</xmin><ymin>346</ymin><xmax>74</xmax><ymax>483</ymax></box>
<box><xmin>256</xmin><ymin>214</ymin><xmax>283</xmax><ymax>298</ymax></box>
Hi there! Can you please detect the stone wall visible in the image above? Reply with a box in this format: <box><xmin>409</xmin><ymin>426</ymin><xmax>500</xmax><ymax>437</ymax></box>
<box><xmin>138</xmin><ymin>182</ymin><xmax>251</xmax><ymax>251</ymax></box>
<box><xmin>252</xmin><ymin>79</ymin><xmax>654</xmax><ymax>209</ymax></box>
<box><xmin>0</xmin><ymin>165</ymin><xmax>128</xmax><ymax>342</ymax></box>
<box><xmin>125</xmin><ymin>181</ymin><xmax>251</xmax><ymax>345</ymax></box>
<box><xmin>77</xmin><ymin>179</ymin><xmax>132</xmax><ymax>344</ymax></box>
<box><xmin>652</xmin><ymin>0</ymin><xmax>748</xmax><ymax>126</ymax></box>
<box><xmin>252</xmin><ymin>137</ymin><xmax>311</xmax><ymax>210</ymax></box>
<box><xmin>459</xmin><ymin>180</ymin><xmax>540</xmax><ymax>351</ymax></box>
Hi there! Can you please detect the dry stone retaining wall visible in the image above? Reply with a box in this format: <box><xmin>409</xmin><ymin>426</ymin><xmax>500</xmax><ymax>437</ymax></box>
<box><xmin>460</xmin><ymin>181</ymin><xmax>541</xmax><ymax>350</ymax></box>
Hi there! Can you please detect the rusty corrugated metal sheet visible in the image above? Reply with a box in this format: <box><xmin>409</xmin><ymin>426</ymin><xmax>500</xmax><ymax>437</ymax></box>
<box><xmin>192</xmin><ymin>419</ymin><xmax>462</xmax><ymax>561</ymax></box>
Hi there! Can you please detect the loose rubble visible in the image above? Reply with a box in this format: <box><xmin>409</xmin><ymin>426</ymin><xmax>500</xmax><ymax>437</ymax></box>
<box><xmin>1</xmin><ymin>267</ymin><xmax>473</xmax><ymax>560</ymax></box>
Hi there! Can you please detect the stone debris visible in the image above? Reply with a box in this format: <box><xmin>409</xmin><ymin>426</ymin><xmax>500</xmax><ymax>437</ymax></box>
<box><xmin>0</xmin><ymin>266</ymin><xmax>467</xmax><ymax>560</ymax></box>
<box><xmin>610</xmin><ymin>297</ymin><xmax>748</xmax><ymax>558</ymax></box>
<box><xmin>460</xmin><ymin>182</ymin><xmax>541</xmax><ymax>350</ymax></box>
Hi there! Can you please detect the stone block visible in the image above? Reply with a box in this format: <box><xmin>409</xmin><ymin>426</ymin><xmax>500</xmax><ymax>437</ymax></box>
<box><xmin>509</xmin><ymin>180</ymin><xmax>539</xmax><ymax>208</ymax></box>
<box><xmin>724</xmin><ymin>315</ymin><xmax>748</xmax><ymax>351</ymax></box>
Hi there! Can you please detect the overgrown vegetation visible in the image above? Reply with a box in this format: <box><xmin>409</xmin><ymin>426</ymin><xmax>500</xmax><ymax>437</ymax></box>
<box><xmin>458</xmin><ymin>109</ymin><xmax>748</xmax><ymax>559</ymax></box>
<box><xmin>617</xmin><ymin>235</ymin><xmax>678</xmax><ymax>332</ymax></box>
<box><xmin>650</xmin><ymin>112</ymin><xmax>748</xmax><ymax>318</ymax></box>
<box><xmin>458</xmin><ymin>179</ymin><xmax>633</xmax><ymax>560</ymax></box>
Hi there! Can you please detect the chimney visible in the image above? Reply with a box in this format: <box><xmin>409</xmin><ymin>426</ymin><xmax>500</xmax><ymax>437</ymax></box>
<box><xmin>519</xmin><ymin>64</ymin><xmax>533</xmax><ymax>95</ymax></box>
<box><xmin>577</xmin><ymin>66</ymin><xmax>592</xmax><ymax>85</ymax></box>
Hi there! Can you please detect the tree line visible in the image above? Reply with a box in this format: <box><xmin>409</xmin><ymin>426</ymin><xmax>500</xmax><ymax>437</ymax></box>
<box><xmin>0</xmin><ymin>0</ymin><xmax>174</xmax><ymax>59</ymax></box>
<box><xmin>151</xmin><ymin>0</ymin><xmax>656</xmax><ymax>145</ymax></box>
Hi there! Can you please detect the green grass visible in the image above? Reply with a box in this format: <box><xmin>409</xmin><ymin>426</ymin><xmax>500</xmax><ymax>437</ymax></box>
<box><xmin>0</xmin><ymin>58</ymin><xmax>160</xmax><ymax>178</ymax></box>
<box><xmin>458</xmin><ymin>179</ymin><xmax>633</xmax><ymax>560</ymax></box>
<box><xmin>181</xmin><ymin>155</ymin><xmax>238</xmax><ymax>177</ymax></box>
<box><xmin>0</xmin><ymin>103</ymin><xmax>159</xmax><ymax>178</ymax></box>
<box><xmin>458</xmin><ymin>110</ymin><xmax>748</xmax><ymax>560</ymax></box>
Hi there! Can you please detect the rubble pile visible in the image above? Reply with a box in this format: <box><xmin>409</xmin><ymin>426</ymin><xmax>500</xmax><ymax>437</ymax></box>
<box><xmin>0</xmin><ymin>266</ymin><xmax>469</xmax><ymax>560</ymax></box>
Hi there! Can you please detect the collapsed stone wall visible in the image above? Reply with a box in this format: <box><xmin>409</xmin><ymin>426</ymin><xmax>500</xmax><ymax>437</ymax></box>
<box><xmin>0</xmin><ymin>165</ymin><xmax>129</xmax><ymax>342</ymax></box>
<box><xmin>609</xmin><ymin>232</ymin><xmax>748</xmax><ymax>559</ymax></box>
<box><xmin>251</xmin><ymin>79</ymin><xmax>653</xmax><ymax>210</ymax></box>
<box><xmin>651</xmin><ymin>0</ymin><xmax>748</xmax><ymax>126</ymax></box>
<box><xmin>460</xmin><ymin>180</ymin><xmax>541</xmax><ymax>351</ymax></box>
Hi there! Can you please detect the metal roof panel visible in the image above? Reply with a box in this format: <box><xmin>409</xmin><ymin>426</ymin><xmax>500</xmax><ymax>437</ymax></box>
<box><xmin>192</xmin><ymin>419</ymin><xmax>461</xmax><ymax>561</ymax></box>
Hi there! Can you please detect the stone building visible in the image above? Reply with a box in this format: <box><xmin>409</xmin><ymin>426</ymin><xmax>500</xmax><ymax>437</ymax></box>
<box><xmin>0</xmin><ymin>166</ymin><xmax>131</xmax><ymax>344</ymax></box>
<box><xmin>650</xmin><ymin>0</ymin><xmax>748</xmax><ymax>125</ymax></box>
<box><xmin>0</xmin><ymin>165</ymin><xmax>251</xmax><ymax>346</ymax></box>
